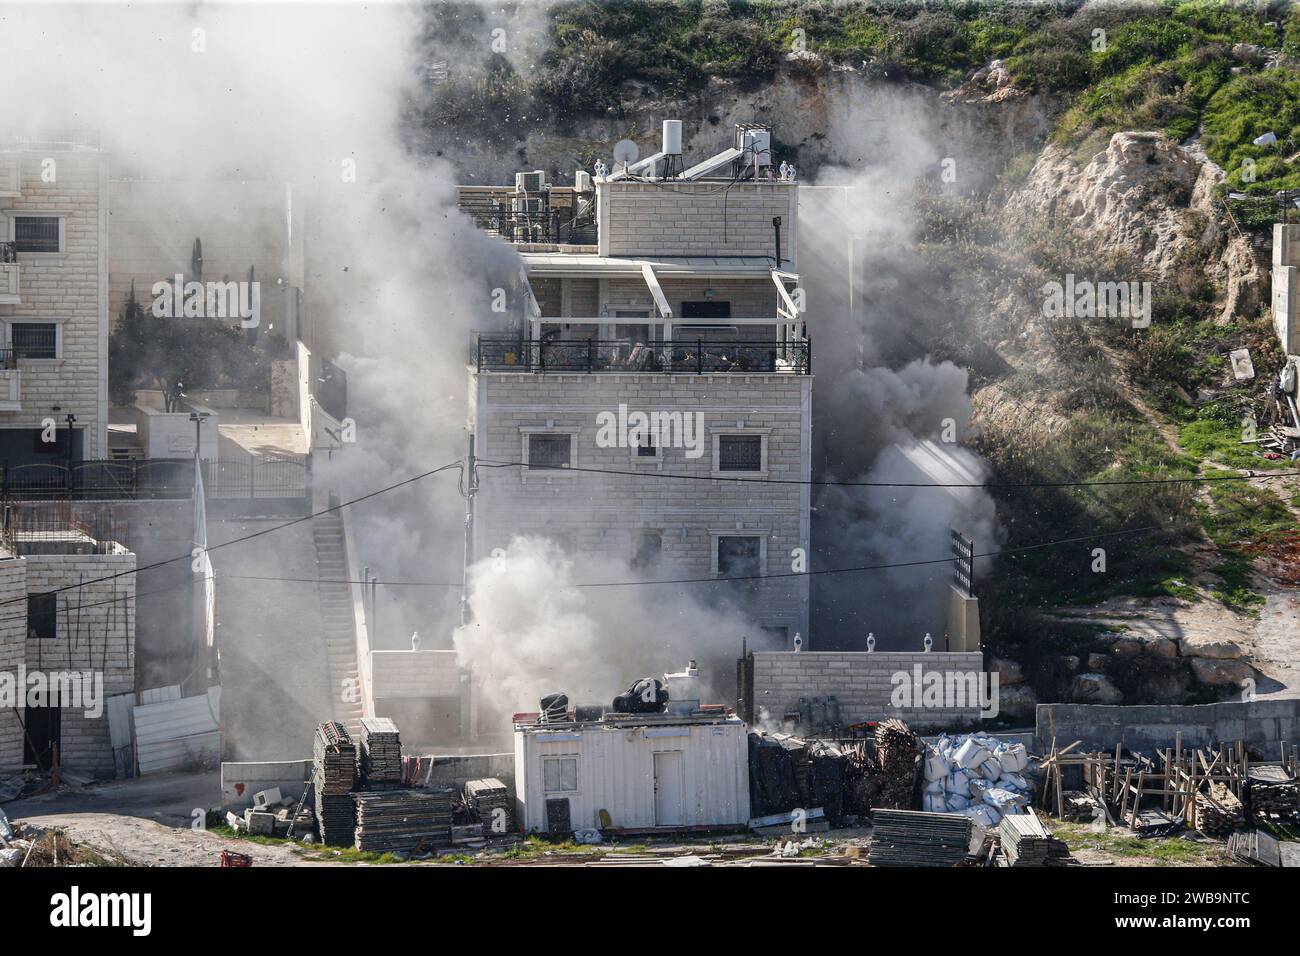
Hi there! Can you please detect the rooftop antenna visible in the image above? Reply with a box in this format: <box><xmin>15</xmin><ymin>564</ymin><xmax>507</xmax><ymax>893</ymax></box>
<box><xmin>612</xmin><ymin>139</ymin><xmax>639</xmax><ymax>177</ymax></box>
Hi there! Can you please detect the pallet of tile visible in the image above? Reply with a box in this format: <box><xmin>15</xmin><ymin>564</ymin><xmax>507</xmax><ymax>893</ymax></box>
<box><xmin>353</xmin><ymin>788</ymin><xmax>454</xmax><ymax>854</ymax></box>
<box><xmin>359</xmin><ymin>717</ymin><xmax>403</xmax><ymax>789</ymax></box>
<box><xmin>999</xmin><ymin>812</ymin><xmax>1072</xmax><ymax>866</ymax></box>
<box><xmin>866</xmin><ymin>809</ymin><xmax>970</xmax><ymax>868</ymax></box>
<box><xmin>313</xmin><ymin>721</ymin><xmax>356</xmax><ymax>795</ymax></box>
<box><xmin>464</xmin><ymin>777</ymin><xmax>512</xmax><ymax>835</ymax></box>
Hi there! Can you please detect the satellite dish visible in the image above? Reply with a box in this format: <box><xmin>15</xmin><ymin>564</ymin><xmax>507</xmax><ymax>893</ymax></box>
<box><xmin>612</xmin><ymin>138</ymin><xmax>639</xmax><ymax>169</ymax></box>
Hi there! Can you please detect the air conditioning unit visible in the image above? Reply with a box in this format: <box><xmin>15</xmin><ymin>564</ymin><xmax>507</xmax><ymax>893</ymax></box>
<box><xmin>515</xmin><ymin>170</ymin><xmax>547</xmax><ymax>193</ymax></box>
<box><xmin>734</xmin><ymin>124</ymin><xmax>772</xmax><ymax>167</ymax></box>
<box><xmin>573</xmin><ymin>170</ymin><xmax>592</xmax><ymax>192</ymax></box>
<box><xmin>512</xmin><ymin>196</ymin><xmax>545</xmax><ymax>215</ymax></box>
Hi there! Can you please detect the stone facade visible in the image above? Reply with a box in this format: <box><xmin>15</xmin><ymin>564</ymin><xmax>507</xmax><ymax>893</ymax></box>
<box><xmin>0</xmin><ymin>538</ymin><xmax>136</xmax><ymax>777</ymax></box>
<box><xmin>471</xmin><ymin>371</ymin><xmax>811</xmax><ymax>638</ymax></box>
<box><xmin>0</xmin><ymin>146</ymin><xmax>109</xmax><ymax>459</ymax></box>
<box><xmin>598</xmin><ymin>181</ymin><xmax>797</xmax><ymax>259</ymax></box>
<box><xmin>749</xmin><ymin>650</ymin><xmax>988</xmax><ymax>730</ymax></box>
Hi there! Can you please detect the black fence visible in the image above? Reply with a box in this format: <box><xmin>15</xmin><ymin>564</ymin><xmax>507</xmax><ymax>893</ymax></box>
<box><xmin>1</xmin><ymin>455</ymin><xmax>309</xmax><ymax>501</ymax></box>
<box><xmin>457</xmin><ymin>188</ymin><xmax>596</xmax><ymax>245</ymax></box>
<box><xmin>476</xmin><ymin>337</ymin><xmax>811</xmax><ymax>374</ymax></box>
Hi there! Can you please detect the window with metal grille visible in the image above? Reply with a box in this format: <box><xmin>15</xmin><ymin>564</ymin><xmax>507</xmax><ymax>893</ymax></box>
<box><xmin>13</xmin><ymin>216</ymin><xmax>60</xmax><ymax>253</ymax></box>
<box><xmin>12</xmin><ymin>322</ymin><xmax>57</xmax><ymax>359</ymax></box>
<box><xmin>527</xmin><ymin>434</ymin><xmax>570</xmax><ymax>470</ymax></box>
<box><xmin>543</xmin><ymin>756</ymin><xmax>578</xmax><ymax>792</ymax></box>
<box><xmin>636</xmin><ymin>434</ymin><xmax>657</xmax><ymax>457</ymax></box>
<box><xmin>718</xmin><ymin>434</ymin><xmax>762</xmax><ymax>471</ymax></box>
<box><xmin>717</xmin><ymin>536</ymin><xmax>761</xmax><ymax>578</ymax></box>
<box><xmin>27</xmin><ymin>593</ymin><xmax>57</xmax><ymax>640</ymax></box>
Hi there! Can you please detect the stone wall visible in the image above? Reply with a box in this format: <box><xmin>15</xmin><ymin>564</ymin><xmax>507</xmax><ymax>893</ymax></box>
<box><xmin>0</xmin><ymin>556</ymin><xmax>29</xmax><ymax>770</ymax></box>
<box><xmin>471</xmin><ymin>370</ymin><xmax>811</xmax><ymax>637</ymax></box>
<box><xmin>750</xmin><ymin>650</ymin><xmax>988</xmax><ymax>730</ymax></box>
<box><xmin>599</xmin><ymin>181</ymin><xmax>797</xmax><ymax>260</ymax></box>
<box><xmin>1034</xmin><ymin>699</ymin><xmax>1300</xmax><ymax>754</ymax></box>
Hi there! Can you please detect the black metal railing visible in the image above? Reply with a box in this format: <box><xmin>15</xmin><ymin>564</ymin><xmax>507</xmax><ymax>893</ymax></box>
<box><xmin>0</xmin><ymin>455</ymin><xmax>309</xmax><ymax>501</ymax></box>
<box><xmin>475</xmin><ymin>337</ymin><xmax>811</xmax><ymax>374</ymax></box>
<box><xmin>457</xmin><ymin>188</ymin><xmax>594</xmax><ymax>245</ymax></box>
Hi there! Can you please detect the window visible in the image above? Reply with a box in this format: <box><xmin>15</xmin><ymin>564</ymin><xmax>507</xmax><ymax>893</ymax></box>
<box><xmin>631</xmin><ymin>531</ymin><xmax>662</xmax><ymax>570</ymax></box>
<box><xmin>12</xmin><ymin>322</ymin><xmax>57</xmax><ymax>359</ymax></box>
<box><xmin>13</xmin><ymin>216</ymin><xmax>61</xmax><ymax>253</ymax></box>
<box><xmin>528</xmin><ymin>434</ymin><xmax>571</xmax><ymax>470</ymax></box>
<box><xmin>718</xmin><ymin>435</ymin><xmax>762</xmax><ymax>472</ymax></box>
<box><xmin>636</xmin><ymin>435</ymin><xmax>657</xmax><ymax>458</ymax></box>
<box><xmin>33</xmin><ymin>426</ymin><xmax>72</xmax><ymax>456</ymax></box>
<box><xmin>717</xmin><ymin>536</ymin><xmax>762</xmax><ymax>578</ymax></box>
<box><xmin>27</xmin><ymin>593</ymin><xmax>57</xmax><ymax>640</ymax></box>
<box><xmin>543</xmin><ymin>756</ymin><xmax>578</xmax><ymax>792</ymax></box>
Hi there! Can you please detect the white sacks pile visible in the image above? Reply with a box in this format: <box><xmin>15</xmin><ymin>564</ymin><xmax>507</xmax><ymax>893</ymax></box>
<box><xmin>921</xmin><ymin>733</ymin><xmax>1034</xmax><ymax>829</ymax></box>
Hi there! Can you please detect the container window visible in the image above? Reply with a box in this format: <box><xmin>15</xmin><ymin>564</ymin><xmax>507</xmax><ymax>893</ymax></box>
<box><xmin>543</xmin><ymin>756</ymin><xmax>577</xmax><ymax>792</ymax></box>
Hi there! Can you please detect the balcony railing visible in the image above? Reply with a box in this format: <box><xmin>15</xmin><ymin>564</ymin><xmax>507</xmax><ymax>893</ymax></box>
<box><xmin>457</xmin><ymin>187</ymin><xmax>596</xmax><ymax>246</ymax></box>
<box><xmin>475</xmin><ymin>336</ymin><xmax>810</xmax><ymax>374</ymax></box>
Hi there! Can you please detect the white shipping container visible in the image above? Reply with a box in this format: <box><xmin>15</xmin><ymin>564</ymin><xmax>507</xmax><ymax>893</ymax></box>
<box><xmin>514</xmin><ymin>715</ymin><xmax>750</xmax><ymax>833</ymax></box>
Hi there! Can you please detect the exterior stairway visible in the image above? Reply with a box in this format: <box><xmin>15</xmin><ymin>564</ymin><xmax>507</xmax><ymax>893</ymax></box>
<box><xmin>313</xmin><ymin>512</ymin><xmax>363</xmax><ymax>739</ymax></box>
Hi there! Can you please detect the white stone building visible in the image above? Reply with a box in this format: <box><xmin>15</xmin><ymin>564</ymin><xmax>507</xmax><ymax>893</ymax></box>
<box><xmin>465</xmin><ymin>125</ymin><xmax>811</xmax><ymax>642</ymax></box>
<box><xmin>0</xmin><ymin>134</ymin><xmax>109</xmax><ymax>465</ymax></box>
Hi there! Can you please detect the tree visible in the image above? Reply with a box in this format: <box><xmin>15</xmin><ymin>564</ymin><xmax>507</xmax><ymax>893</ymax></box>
<box><xmin>109</xmin><ymin>282</ymin><xmax>267</xmax><ymax>412</ymax></box>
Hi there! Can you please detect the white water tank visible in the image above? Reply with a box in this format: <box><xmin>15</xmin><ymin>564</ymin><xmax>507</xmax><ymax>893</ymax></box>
<box><xmin>663</xmin><ymin>659</ymin><xmax>700</xmax><ymax>715</ymax></box>
<box><xmin>662</xmin><ymin>119</ymin><xmax>683</xmax><ymax>156</ymax></box>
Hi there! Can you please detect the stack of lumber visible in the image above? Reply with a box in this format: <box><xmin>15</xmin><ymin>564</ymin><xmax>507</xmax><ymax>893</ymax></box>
<box><xmin>358</xmin><ymin>717</ymin><xmax>402</xmax><ymax>789</ymax></box>
<box><xmin>464</xmin><ymin>778</ymin><xmax>512</xmax><ymax>836</ymax></box>
<box><xmin>313</xmin><ymin>721</ymin><xmax>357</xmax><ymax>845</ymax></box>
<box><xmin>1247</xmin><ymin>766</ymin><xmax>1300</xmax><ymax>820</ymax></box>
<box><xmin>874</xmin><ymin>719</ymin><xmax>921</xmax><ymax>811</ymax></box>
<box><xmin>866</xmin><ymin>809</ymin><xmax>970</xmax><ymax>867</ymax></box>
<box><xmin>353</xmin><ymin>788</ymin><xmax>453</xmax><ymax>853</ymax></box>
<box><xmin>1194</xmin><ymin>782</ymin><xmax>1244</xmax><ymax>836</ymax></box>
<box><xmin>998</xmin><ymin>812</ymin><xmax>1072</xmax><ymax>866</ymax></box>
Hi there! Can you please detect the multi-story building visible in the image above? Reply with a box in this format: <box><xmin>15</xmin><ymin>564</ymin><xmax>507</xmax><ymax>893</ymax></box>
<box><xmin>464</xmin><ymin>124</ymin><xmax>811</xmax><ymax>643</ymax></box>
<box><xmin>0</xmin><ymin>134</ymin><xmax>109</xmax><ymax>465</ymax></box>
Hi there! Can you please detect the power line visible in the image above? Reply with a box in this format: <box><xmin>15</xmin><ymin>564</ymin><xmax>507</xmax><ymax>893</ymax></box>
<box><xmin>0</xmin><ymin>460</ymin><xmax>464</xmax><ymax>610</ymax></box>
<box><xmin>476</xmin><ymin>459</ymin><xmax>1300</xmax><ymax>490</ymax></box>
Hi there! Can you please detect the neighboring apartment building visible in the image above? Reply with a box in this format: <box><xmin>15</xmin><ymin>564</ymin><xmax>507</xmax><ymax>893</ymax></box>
<box><xmin>0</xmin><ymin>134</ymin><xmax>109</xmax><ymax>465</ymax></box>
<box><xmin>464</xmin><ymin>124</ymin><xmax>811</xmax><ymax>642</ymax></box>
<box><xmin>0</xmin><ymin>511</ymin><xmax>136</xmax><ymax>778</ymax></box>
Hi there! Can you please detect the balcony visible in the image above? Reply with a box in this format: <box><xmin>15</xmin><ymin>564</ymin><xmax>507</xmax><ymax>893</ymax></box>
<box><xmin>457</xmin><ymin>186</ymin><xmax>596</xmax><ymax>248</ymax></box>
<box><xmin>475</xmin><ymin>335</ymin><xmax>810</xmax><ymax>374</ymax></box>
<box><xmin>0</xmin><ymin>350</ymin><xmax>19</xmax><ymax>411</ymax></box>
<box><xmin>0</xmin><ymin>243</ymin><xmax>17</xmax><ymax>305</ymax></box>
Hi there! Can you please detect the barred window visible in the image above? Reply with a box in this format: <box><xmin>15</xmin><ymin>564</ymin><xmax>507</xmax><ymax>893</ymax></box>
<box><xmin>718</xmin><ymin>434</ymin><xmax>762</xmax><ymax>471</ymax></box>
<box><xmin>527</xmin><ymin>434</ymin><xmax>571</xmax><ymax>470</ymax></box>
<box><xmin>12</xmin><ymin>322</ymin><xmax>57</xmax><ymax>359</ymax></box>
<box><xmin>13</xmin><ymin>216</ymin><xmax>60</xmax><ymax>253</ymax></box>
<box><xmin>717</xmin><ymin>536</ymin><xmax>762</xmax><ymax>578</ymax></box>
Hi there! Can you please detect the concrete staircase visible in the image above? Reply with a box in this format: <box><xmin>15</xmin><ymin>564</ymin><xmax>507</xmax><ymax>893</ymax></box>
<box><xmin>313</xmin><ymin>512</ymin><xmax>363</xmax><ymax>739</ymax></box>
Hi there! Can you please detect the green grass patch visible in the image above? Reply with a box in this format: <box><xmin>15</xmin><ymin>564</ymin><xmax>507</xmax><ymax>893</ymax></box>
<box><xmin>1179</xmin><ymin>401</ymin><xmax>1290</xmax><ymax>469</ymax></box>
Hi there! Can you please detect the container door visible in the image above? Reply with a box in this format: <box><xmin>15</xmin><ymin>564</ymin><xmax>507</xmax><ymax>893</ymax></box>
<box><xmin>653</xmin><ymin>750</ymin><xmax>685</xmax><ymax>826</ymax></box>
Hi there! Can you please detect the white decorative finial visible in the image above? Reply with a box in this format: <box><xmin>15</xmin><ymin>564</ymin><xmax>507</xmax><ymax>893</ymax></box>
<box><xmin>411</xmin><ymin>631</ymin><xmax>421</xmax><ymax>651</ymax></box>
<box><xmin>866</xmin><ymin>632</ymin><xmax>876</xmax><ymax>653</ymax></box>
<box><xmin>792</xmin><ymin>632</ymin><xmax>803</xmax><ymax>652</ymax></box>
<box><xmin>923</xmin><ymin>632</ymin><xmax>933</xmax><ymax>652</ymax></box>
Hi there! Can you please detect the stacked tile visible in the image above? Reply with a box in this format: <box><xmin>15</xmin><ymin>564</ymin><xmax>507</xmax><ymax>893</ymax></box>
<box><xmin>313</xmin><ymin>721</ymin><xmax>357</xmax><ymax>845</ymax></box>
<box><xmin>1194</xmin><ymin>782</ymin><xmax>1244</xmax><ymax>836</ymax></box>
<box><xmin>999</xmin><ymin>812</ymin><xmax>1072</xmax><ymax>866</ymax></box>
<box><xmin>359</xmin><ymin>717</ymin><xmax>403</xmax><ymax>789</ymax></box>
<box><xmin>866</xmin><ymin>809</ymin><xmax>970</xmax><ymax>867</ymax></box>
<box><xmin>353</xmin><ymin>788</ymin><xmax>454</xmax><ymax>853</ymax></box>
<box><xmin>464</xmin><ymin>778</ymin><xmax>512</xmax><ymax>836</ymax></box>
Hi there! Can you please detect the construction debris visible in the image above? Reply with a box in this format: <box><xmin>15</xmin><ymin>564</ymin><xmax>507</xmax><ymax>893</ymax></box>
<box><xmin>1228</xmin><ymin>829</ymin><xmax>1282</xmax><ymax>867</ymax></box>
<box><xmin>353</xmin><ymin>788</ymin><xmax>453</xmax><ymax>854</ymax></box>
<box><xmin>866</xmin><ymin>809</ymin><xmax>971</xmax><ymax>867</ymax></box>
<box><xmin>873</xmin><ymin>719</ymin><xmax>921</xmax><ymax>811</ymax></box>
<box><xmin>998</xmin><ymin>812</ymin><xmax>1072</xmax><ymax>867</ymax></box>
<box><xmin>1246</xmin><ymin>765</ymin><xmax>1300</xmax><ymax>822</ymax></box>
<box><xmin>359</xmin><ymin>717</ymin><xmax>402</xmax><ymax>789</ymax></box>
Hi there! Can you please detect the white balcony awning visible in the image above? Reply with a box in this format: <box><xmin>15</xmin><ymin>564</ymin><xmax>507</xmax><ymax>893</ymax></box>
<box><xmin>640</xmin><ymin>262</ymin><xmax>672</xmax><ymax>319</ymax></box>
<box><xmin>521</xmin><ymin>254</ymin><xmax>776</xmax><ymax>278</ymax></box>
<box><xmin>518</xmin><ymin>265</ymin><xmax>541</xmax><ymax>320</ymax></box>
<box><xmin>772</xmin><ymin>269</ymin><xmax>801</xmax><ymax>321</ymax></box>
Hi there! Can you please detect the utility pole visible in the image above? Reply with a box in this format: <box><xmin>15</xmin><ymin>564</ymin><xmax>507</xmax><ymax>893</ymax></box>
<box><xmin>189</xmin><ymin>410</ymin><xmax>209</xmax><ymax>462</ymax></box>
<box><xmin>459</xmin><ymin>432</ymin><xmax>479</xmax><ymax>627</ymax></box>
